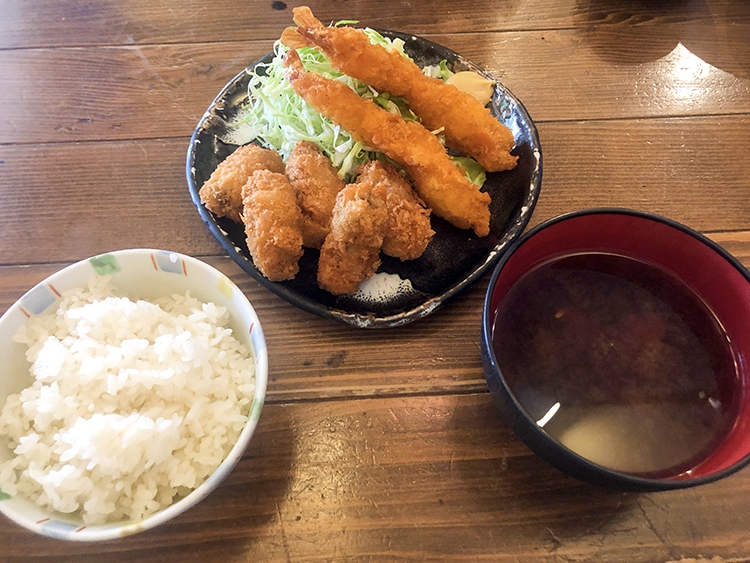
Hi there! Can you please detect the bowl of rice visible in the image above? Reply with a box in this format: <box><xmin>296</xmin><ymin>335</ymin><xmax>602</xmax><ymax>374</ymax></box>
<box><xmin>0</xmin><ymin>249</ymin><xmax>267</xmax><ymax>541</ymax></box>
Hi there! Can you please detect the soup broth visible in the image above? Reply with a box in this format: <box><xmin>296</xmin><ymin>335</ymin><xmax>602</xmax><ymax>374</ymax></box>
<box><xmin>491</xmin><ymin>252</ymin><xmax>739</xmax><ymax>477</ymax></box>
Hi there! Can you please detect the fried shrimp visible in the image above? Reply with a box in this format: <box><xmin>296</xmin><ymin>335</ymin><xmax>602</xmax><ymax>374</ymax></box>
<box><xmin>356</xmin><ymin>161</ymin><xmax>434</xmax><ymax>260</ymax></box>
<box><xmin>241</xmin><ymin>170</ymin><xmax>304</xmax><ymax>281</ymax></box>
<box><xmin>285</xmin><ymin>141</ymin><xmax>346</xmax><ymax>248</ymax></box>
<box><xmin>283</xmin><ymin>49</ymin><xmax>491</xmax><ymax>237</ymax></box>
<box><xmin>199</xmin><ymin>144</ymin><xmax>285</xmax><ymax>222</ymax></box>
<box><xmin>317</xmin><ymin>180</ymin><xmax>388</xmax><ymax>295</ymax></box>
<box><xmin>283</xmin><ymin>6</ymin><xmax>517</xmax><ymax>172</ymax></box>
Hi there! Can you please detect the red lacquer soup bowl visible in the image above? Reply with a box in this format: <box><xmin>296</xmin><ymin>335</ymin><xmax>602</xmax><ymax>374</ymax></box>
<box><xmin>481</xmin><ymin>209</ymin><xmax>750</xmax><ymax>491</ymax></box>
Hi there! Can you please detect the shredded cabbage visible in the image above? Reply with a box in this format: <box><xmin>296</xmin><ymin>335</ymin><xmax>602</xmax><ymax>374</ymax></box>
<box><xmin>451</xmin><ymin>156</ymin><xmax>487</xmax><ymax>187</ymax></box>
<box><xmin>231</xmin><ymin>28</ymin><xmax>486</xmax><ymax>186</ymax></box>
<box><xmin>422</xmin><ymin>60</ymin><xmax>453</xmax><ymax>81</ymax></box>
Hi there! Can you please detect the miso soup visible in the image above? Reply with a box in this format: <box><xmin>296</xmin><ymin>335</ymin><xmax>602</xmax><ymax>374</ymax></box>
<box><xmin>491</xmin><ymin>252</ymin><xmax>739</xmax><ymax>477</ymax></box>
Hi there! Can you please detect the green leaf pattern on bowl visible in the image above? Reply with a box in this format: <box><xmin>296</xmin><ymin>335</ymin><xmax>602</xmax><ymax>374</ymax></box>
<box><xmin>248</xmin><ymin>397</ymin><xmax>264</xmax><ymax>421</ymax></box>
<box><xmin>88</xmin><ymin>254</ymin><xmax>121</xmax><ymax>276</ymax></box>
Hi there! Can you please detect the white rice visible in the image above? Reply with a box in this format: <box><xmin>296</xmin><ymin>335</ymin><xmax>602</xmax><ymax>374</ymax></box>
<box><xmin>0</xmin><ymin>275</ymin><xmax>255</xmax><ymax>525</ymax></box>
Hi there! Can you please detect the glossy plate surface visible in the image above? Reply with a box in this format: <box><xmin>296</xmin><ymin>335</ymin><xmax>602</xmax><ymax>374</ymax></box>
<box><xmin>186</xmin><ymin>30</ymin><xmax>542</xmax><ymax>328</ymax></box>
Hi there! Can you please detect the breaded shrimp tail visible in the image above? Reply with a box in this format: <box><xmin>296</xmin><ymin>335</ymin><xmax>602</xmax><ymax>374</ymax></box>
<box><xmin>280</xmin><ymin>27</ymin><xmax>312</xmax><ymax>50</ymax></box>
<box><xmin>279</xmin><ymin>7</ymin><xmax>322</xmax><ymax>49</ymax></box>
<box><xmin>285</xmin><ymin>6</ymin><xmax>517</xmax><ymax>173</ymax></box>
<box><xmin>291</xmin><ymin>5</ymin><xmax>323</xmax><ymax>28</ymax></box>
<box><xmin>283</xmin><ymin>49</ymin><xmax>491</xmax><ymax>237</ymax></box>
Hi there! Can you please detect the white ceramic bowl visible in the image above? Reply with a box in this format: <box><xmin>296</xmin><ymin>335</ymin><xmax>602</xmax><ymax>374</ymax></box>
<box><xmin>0</xmin><ymin>249</ymin><xmax>268</xmax><ymax>541</ymax></box>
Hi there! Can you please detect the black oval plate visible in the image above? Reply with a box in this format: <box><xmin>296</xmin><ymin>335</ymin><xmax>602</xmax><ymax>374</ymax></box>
<box><xmin>186</xmin><ymin>30</ymin><xmax>542</xmax><ymax>328</ymax></box>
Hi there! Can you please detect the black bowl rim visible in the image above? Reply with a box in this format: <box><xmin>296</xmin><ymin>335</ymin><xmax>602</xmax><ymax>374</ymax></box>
<box><xmin>185</xmin><ymin>32</ymin><xmax>542</xmax><ymax>328</ymax></box>
<box><xmin>481</xmin><ymin>207</ymin><xmax>750</xmax><ymax>491</ymax></box>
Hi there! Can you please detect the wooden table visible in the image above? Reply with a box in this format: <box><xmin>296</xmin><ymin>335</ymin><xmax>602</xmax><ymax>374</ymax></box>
<box><xmin>1</xmin><ymin>1</ymin><xmax>749</xmax><ymax>561</ymax></box>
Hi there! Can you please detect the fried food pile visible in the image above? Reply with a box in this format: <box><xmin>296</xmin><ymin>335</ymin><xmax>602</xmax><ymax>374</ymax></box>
<box><xmin>199</xmin><ymin>142</ymin><xmax>434</xmax><ymax>293</ymax></box>
<box><xmin>199</xmin><ymin>6</ymin><xmax>518</xmax><ymax>295</ymax></box>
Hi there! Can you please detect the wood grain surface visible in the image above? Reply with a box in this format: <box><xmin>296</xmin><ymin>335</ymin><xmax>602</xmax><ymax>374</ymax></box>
<box><xmin>1</xmin><ymin>0</ymin><xmax>749</xmax><ymax>561</ymax></box>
